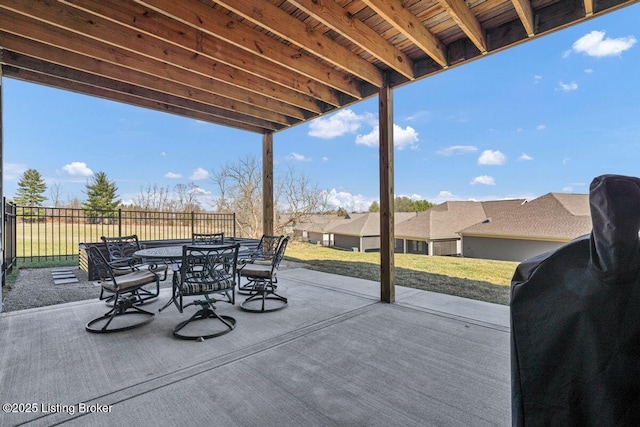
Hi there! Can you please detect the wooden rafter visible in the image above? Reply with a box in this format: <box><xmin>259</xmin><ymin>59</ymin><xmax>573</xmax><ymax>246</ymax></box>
<box><xmin>0</xmin><ymin>0</ymin><xmax>324</xmax><ymax>115</ymax></box>
<box><xmin>361</xmin><ymin>0</ymin><xmax>448</xmax><ymax>68</ymax></box>
<box><xmin>584</xmin><ymin>0</ymin><xmax>594</xmax><ymax>16</ymax></box>
<box><xmin>61</xmin><ymin>0</ymin><xmax>344</xmax><ymax>108</ymax></box>
<box><xmin>1</xmin><ymin>51</ymin><xmax>284</xmax><ymax>132</ymax></box>
<box><xmin>438</xmin><ymin>0</ymin><xmax>487</xmax><ymax>53</ymax></box>
<box><xmin>287</xmin><ymin>0</ymin><xmax>415</xmax><ymax>80</ymax></box>
<box><xmin>133</xmin><ymin>0</ymin><xmax>364</xmax><ymax>100</ymax></box>
<box><xmin>0</xmin><ymin>0</ymin><xmax>636</xmax><ymax>133</ymax></box>
<box><xmin>214</xmin><ymin>0</ymin><xmax>385</xmax><ymax>87</ymax></box>
<box><xmin>511</xmin><ymin>0</ymin><xmax>536</xmax><ymax>36</ymax></box>
<box><xmin>0</xmin><ymin>21</ymin><xmax>308</xmax><ymax>123</ymax></box>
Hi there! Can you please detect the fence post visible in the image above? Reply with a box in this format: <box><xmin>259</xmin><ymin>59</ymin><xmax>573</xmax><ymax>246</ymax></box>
<box><xmin>233</xmin><ymin>213</ymin><xmax>236</xmax><ymax>238</ymax></box>
<box><xmin>191</xmin><ymin>211</ymin><xmax>195</xmax><ymax>237</ymax></box>
<box><xmin>118</xmin><ymin>208</ymin><xmax>122</xmax><ymax>237</ymax></box>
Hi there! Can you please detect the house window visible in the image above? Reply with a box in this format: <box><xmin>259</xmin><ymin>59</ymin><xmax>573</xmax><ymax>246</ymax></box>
<box><xmin>410</xmin><ymin>240</ymin><xmax>424</xmax><ymax>253</ymax></box>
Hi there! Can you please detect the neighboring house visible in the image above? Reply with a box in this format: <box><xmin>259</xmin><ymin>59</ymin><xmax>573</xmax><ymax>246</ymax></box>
<box><xmin>459</xmin><ymin>193</ymin><xmax>591</xmax><ymax>262</ymax></box>
<box><xmin>329</xmin><ymin>212</ymin><xmax>415</xmax><ymax>252</ymax></box>
<box><xmin>291</xmin><ymin>213</ymin><xmax>366</xmax><ymax>246</ymax></box>
<box><xmin>394</xmin><ymin>199</ymin><xmax>525</xmax><ymax>256</ymax></box>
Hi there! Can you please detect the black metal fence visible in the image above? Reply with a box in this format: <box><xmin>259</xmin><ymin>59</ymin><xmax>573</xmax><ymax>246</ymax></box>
<box><xmin>6</xmin><ymin>204</ymin><xmax>236</xmax><ymax>264</ymax></box>
<box><xmin>3</xmin><ymin>199</ymin><xmax>17</xmax><ymax>285</ymax></box>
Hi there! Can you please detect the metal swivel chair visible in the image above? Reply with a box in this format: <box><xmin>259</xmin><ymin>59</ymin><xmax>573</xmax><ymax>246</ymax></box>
<box><xmin>101</xmin><ymin>234</ymin><xmax>168</xmax><ymax>303</ymax></box>
<box><xmin>238</xmin><ymin>237</ymin><xmax>289</xmax><ymax>312</ymax></box>
<box><xmin>237</xmin><ymin>234</ymin><xmax>283</xmax><ymax>295</ymax></box>
<box><xmin>192</xmin><ymin>232</ymin><xmax>224</xmax><ymax>245</ymax></box>
<box><xmin>85</xmin><ymin>245</ymin><xmax>156</xmax><ymax>333</ymax></box>
<box><xmin>171</xmin><ymin>243</ymin><xmax>239</xmax><ymax>340</ymax></box>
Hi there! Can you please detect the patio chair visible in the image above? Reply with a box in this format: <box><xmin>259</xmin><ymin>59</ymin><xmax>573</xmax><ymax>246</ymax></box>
<box><xmin>192</xmin><ymin>232</ymin><xmax>224</xmax><ymax>244</ymax></box>
<box><xmin>84</xmin><ymin>245</ymin><xmax>156</xmax><ymax>333</ymax></box>
<box><xmin>238</xmin><ymin>237</ymin><xmax>289</xmax><ymax>312</ymax></box>
<box><xmin>171</xmin><ymin>243</ymin><xmax>240</xmax><ymax>340</ymax></box>
<box><xmin>237</xmin><ymin>234</ymin><xmax>283</xmax><ymax>294</ymax></box>
<box><xmin>101</xmin><ymin>234</ymin><xmax>167</xmax><ymax>302</ymax></box>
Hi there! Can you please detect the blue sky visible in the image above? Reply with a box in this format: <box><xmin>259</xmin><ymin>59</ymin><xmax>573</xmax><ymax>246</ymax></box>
<box><xmin>3</xmin><ymin>5</ymin><xmax>639</xmax><ymax>212</ymax></box>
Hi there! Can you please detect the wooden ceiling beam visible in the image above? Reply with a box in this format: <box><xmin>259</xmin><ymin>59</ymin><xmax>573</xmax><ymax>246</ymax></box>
<box><xmin>214</xmin><ymin>0</ymin><xmax>385</xmax><ymax>87</ymax></box>
<box><xmin>0</xmin><ymin>0</ymin><xmax>324</xmax><ymax>114</ymax></box>
<box><xmin>287</xmin><ymin>0</ymin><xmax>414</xmax><ymax>80</ymax></box>
<box><xmin>60</xmin><ymin>0</ymin><xmax>344</xmax><ymax>108</ymax></box>
<box><xmin>438</xmin><ymin>0</ymin><xmax>487</xmax><ymax>53</ymax></box>
<box><xmin>584</xmin><ymin>0</ymin><xmax>594</xmax><ymax>16</ymax></box>
<box><xmin>0</xmin><ymin>7</ymin><xmax>310</xmax><ymax>121</ymax></box>
<box><xmin>1</xmin><ymin>52</ymin><xmax>285</xmax><ymax>132</ymax></box>
<box><xmin>511</xmin><ymin>0</ymin><xmax>536</xmax><ymax>36</ymax></box>
<box><xmin>133</xmin><ymin>0</ymin><xmax>364</xmax><ymax>100</ymax></box>
<box><xmin>0</xmin><ymin>29</ymin><xmax>304</xmax><ymax>125</ymax></box>
<box><xmin>361</xmin><ymin>0</ymin><xmax>448</xmax><ymax>68</ymax></box>
<box><xmin>3</xmin><ymin>64</ymin><xmax>267</xmax><ymax>133</ymax></box>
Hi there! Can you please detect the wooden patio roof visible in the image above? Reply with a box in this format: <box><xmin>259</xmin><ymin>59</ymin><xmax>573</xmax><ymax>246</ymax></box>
<box><xmin>1</xmin><ymin>0</ymin><xmax>637</xmax><ymax>134</ymax></box>
<box><xmin>1</xmin><ymin>0</ymin><xmax>637</xmax><ymax>303</ymax></box>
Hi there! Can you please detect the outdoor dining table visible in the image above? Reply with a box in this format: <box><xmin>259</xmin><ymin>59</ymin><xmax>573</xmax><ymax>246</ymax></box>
<box><xmin>133</xmin><ymin>243</ymin><xmax>249</xmax><ymax>311</ymax></box>
<box><xmin>133</xmin><ymin>243</ymin><xmax>250</xmax><ymax>265</ymax></box>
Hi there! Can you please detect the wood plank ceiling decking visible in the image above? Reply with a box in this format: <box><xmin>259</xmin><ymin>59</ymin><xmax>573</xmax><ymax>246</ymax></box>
<box><xmin>1</xmin><ymin>0</ymin><xmax>637</xmax><ymax>134</ymax></box>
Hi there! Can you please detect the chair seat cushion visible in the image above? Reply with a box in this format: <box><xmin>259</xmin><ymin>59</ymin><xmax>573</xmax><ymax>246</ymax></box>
<box><xmin>100</xmin><ymin>270</ymin><xmax>157</xmax><ymax>292</ymax></box>
<box><xmin>181</xmin><ymin>274</ymin><xmax>235</xmax><ymax>294</ymax></box>
<box><xmin>240</xmin><ymin>264</ymin><xmax>274</xmax><ymax>279</ymax></box>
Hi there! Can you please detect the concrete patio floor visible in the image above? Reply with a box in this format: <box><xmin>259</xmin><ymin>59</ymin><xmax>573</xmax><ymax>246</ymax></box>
<box><xmin>0</xmin><ymin>269</ymin><xmax>510</xmax><ymax>426</ymax></box>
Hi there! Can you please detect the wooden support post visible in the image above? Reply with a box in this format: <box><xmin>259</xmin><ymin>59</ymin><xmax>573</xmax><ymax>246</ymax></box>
<box><xmin>0</xmin><ymin>65</ymin><xmax>4</xmax><ymax>311</ymax></box>
<box><xmin>262</xmin><ymin>132</ymin><xmax>274</xmax><ymax>236</ymax></box>
<box><xmin>379</xmin><ymin>74</ymin><xmax>395</xmax><ymax>303</ymax></box>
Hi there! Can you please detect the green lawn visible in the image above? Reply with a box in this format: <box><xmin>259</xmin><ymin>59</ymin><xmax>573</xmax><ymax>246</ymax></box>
<box><xmin>285</xmin><ymin>241</ymin><xmax>518</xmax><ymax>305</ymax></box>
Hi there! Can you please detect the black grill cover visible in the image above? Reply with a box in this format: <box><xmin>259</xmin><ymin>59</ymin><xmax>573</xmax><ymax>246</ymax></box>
<box><xmin>511</xmin><ymin>174</ymin><xmax>640</xmax><ymax>426</ymax></box>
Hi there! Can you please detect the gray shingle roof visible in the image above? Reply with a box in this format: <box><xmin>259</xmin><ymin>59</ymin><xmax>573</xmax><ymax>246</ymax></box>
<box><xmin>328</xmin><ymin>212</ymin><xmax>415</xmax><ymax>237</ymax></box>
<box><xmin>459</xmin><ymin>193</ymin><xmax>591</xmax><ymax>240</ymax></box>
<box><xmin>395</xmin><ymin>199</ymin><xmax>525</xmax><ymax>240</ymax></box>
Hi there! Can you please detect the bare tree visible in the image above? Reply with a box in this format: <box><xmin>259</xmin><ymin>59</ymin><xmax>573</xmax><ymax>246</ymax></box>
<box><xmin>275</xmin><ymin>165</ymin><xmax>323</xmax><ymax>233</ymax></box>
<box><xmin>210</xmin><ymin>156</ymin><xmax>325</xmax><ymax>238</ymax></box>
<box><xmin>173</xmin><ymin>183</ymin><xmax>203</xmax><ymax>212</ymax></box>
<box><xmin>132</xmin><ymin>184</ymin><xmax>172</xmax><ymax>210</ymax></box>
<box><xmin>211</xmin><ymin>156</ymin><xmax>262</xmax><ymax>238</ymax></box>
<box><xmin>49</xmin><ymin>181</ymin><xmax>62</xmax><ymax>208</ymax></box>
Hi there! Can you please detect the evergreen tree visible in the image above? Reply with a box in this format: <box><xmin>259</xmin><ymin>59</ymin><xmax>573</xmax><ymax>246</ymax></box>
<box><xmin>14</xmin><ymin>168</ymin><xmax>47</xmax><ymax>206</ymax></box>
<box><xmin>83</xmin><ymin>172</ymin><xmax>121</xmax><ymax>223</ymax></box>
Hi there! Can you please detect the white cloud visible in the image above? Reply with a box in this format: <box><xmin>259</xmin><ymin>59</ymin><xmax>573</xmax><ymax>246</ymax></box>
<box><xmin>160</xmin><ymin>151</ymin><xmax>167</xmax><ymax>157</ymax></box>
<box><xmin>286</xmin><ymin>152</ymin><xmax>311</xmax><ymax>162</ymax></box>
<box><xmin>437</xmin><ymin>145</ymin><xmax>478</xmax><ymax>156</ymax></box>
<box><xmin>397</xmin><ymin>193</ymin><xmax>423</xmax><ymax>201</ymax></box>
<box><xmin>470</xmin><ymin>175</ymin><xmax>496</xmax><ymax>186</ymax></box>
<box><xmin>404</xmin><ymin>110</ymin><xmax>431</xmax><ymax>122</ymax></box>
<box><xmin>188</xmin><ymin>186</ymin><xmax>210</xmax><ymax>195</ymax></box>
<box><xmin>518</xmin><ymin>153</ymin><xmax>534</xmax><ymax>161</ymax></box>
<box><xmin>478</xmin><ymin>150</ymin><xmax>506</xmax><ymax>166</ymax></box>
<box><xmin>322</xmin><ymin>156</ymin><xmax>329</xmax><ymax>162</ymax></box>
<box><xmin>4</xmin><ymin>163</ymin><xmax>28</xmax><ymax>181</ymax></box>
<box><xmin>62</xmin><ymin>161</ymin><xmax>93</xmax><ymax>176</ymax></box>
<box><xmin>557</xmin><ymin>81</ymin><xmax>579</xmax><ymax>92</ymax></box>
<box><xmin>533</xmin><ymin>75</ymin><xmax>543</xmax><ymax>83</ymax></box>
<box><xmin>321</xmin><ymin>189</ymin><xmax>375</xmax><ymax>212</ymax></box>
<box><xmin>584</xmin><ymin>68</ymin><xmax>594</xmax><ymax>73</ymax></box>
<box><xmin>189</xmin><ymin>167</ymin><xmax>209</xmax><ymax>180</ymax></box>
<box><xmin>537</xmin><ymin>124</ymin><xmax>546</xmax><ymax>131</ymax></box>
<box><xmin>355</xmin><ymin>124</ymin><xmax>419</xmax><ymax>150</ymax></box>
<box><xmin>308</xmin><ymin>109</ymin><xmax>368</xmax><ymax>139</ymax></box>
<box><xmin>571</xmin><ymin>30</ymin><xmax>637</xmax><ymax>57</ymax></box>
<box><xmin>165</xmin><ymin>172</ymin><xmax>182</xmax><ymax>179</ymax></box>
